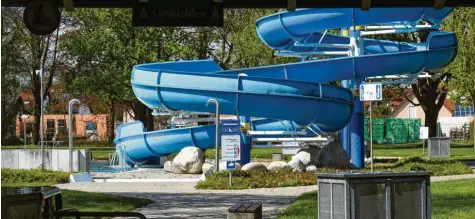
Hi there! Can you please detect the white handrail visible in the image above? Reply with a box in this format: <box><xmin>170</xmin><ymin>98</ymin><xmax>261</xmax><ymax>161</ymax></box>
<box><xmin>247</xmin><ymin>130</ymin><xmax>307</xmax><ymax>135</ymax></box>
<box><xmin>252</xmin><ymin>137</ymin><xmax>328</xmax><ymax>142</ymax></box>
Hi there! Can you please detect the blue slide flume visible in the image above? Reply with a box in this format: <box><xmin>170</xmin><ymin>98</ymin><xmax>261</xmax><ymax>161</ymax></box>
<box><xmin>115</xmin><ymin>8</ymin><xmax>457</xmax><ymax>166</ymax></box>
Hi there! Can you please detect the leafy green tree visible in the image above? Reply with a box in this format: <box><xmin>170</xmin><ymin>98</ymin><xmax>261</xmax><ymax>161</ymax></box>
<box><xmin>61</xmin><ymin>9</ymin><xmax>198</xmax><ymax>142</ymax></box>
<box><xmin>1</xmin><ymin>8</ymin><xmax>63</xmax><ymax>144</ymax></box>
<box><xmin>443</xmin><ymin>7</ymin><xmax>475</xmax><ymax>147</ymax></box>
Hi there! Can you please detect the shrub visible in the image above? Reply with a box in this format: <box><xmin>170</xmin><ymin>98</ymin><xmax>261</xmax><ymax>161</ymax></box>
<box><xmin>196</xmin><ymin>169</ymin><xmax>316</xmax><ymax>190</ymax></box>
<box><xmin>392</xmin><ymin>156</ymin><xmax>472</xmax><ymax>176</ymax></box>
<box><xmin>197</xmin><ymin>157</ymin><xmax>472</xmax><ymax>189</ymax></box>
<box><xmin>1</xmin><ymin>169</ymin><xmax>71</xmax><ymax>184</ymax></box>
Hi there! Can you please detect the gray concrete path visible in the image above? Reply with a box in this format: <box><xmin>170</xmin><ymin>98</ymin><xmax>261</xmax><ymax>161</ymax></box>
<box><xmin>56</xmin><ymin>174</ymin><xmax>475</xmax><ymax>219</ymax></box>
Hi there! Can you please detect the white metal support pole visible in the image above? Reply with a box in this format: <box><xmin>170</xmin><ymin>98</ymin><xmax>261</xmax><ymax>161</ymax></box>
<box><xmin>68</xmin><ymin>99</ymin><xmax>80</xmax><ymax>172</ymax></box>
<box><xmin>370</xmin><ymin>100</ymin><xmax>373</xmax><ymax>172</ymax></box>
<box><xmin>24</xmin><ymin>119</ymin><xmax>27</xmax><ymax>149</ymax></box>
<box><xmin>207</xmin><ymin>99</ymin><xmax>220</xmax><ymax>172</ymax></box>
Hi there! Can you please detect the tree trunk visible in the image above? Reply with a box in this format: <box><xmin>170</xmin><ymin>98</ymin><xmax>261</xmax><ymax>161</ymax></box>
<box><xmin>33</xmin><ymin>85</ymin><xmax>41</xmax><ymax>144</ymax></box>
<box><xmin>472</xmin><ymin>99</ymin><xmax>475</xmax><ymax>148</ymax></box>
<box><xmin>425</xmin><ymin>110</ymin><xmax>439</xmax><ymax>137</ymax></box>
<box><xmin>131</xmin><ymin>100</ymin><xmax>154</xmax><ymax>131</ymax></box>
<box><xmin>107</xmin><ymin>104</ymin><xmax>115</xmax><ymax>144</ymax></box>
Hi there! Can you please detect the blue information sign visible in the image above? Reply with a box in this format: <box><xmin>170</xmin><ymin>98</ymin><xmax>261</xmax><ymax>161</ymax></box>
<box><xmin>226</xmin><ymin>160</ymin><xmax>236</xmax><ymax>170</ymax></box>
<box><xmin>221</xmin><ymin>119</ymin><xmax>241</xmax><ymax>161</ymax></box>
<box><xmin>221</xmin><ymin>120</ymin><xmax>241</xmax><ymax>135</ymax></box>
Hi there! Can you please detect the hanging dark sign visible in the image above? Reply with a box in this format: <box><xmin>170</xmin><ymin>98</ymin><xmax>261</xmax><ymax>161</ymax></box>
<box><xmin>23</xmin><ymin>1</ymin><xmax>61</xmax><ymax>35</ymax></box>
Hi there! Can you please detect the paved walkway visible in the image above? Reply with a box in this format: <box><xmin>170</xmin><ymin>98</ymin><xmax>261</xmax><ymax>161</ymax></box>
<box><xmin>56</xmin><ymin>174</ymin><xmax>475</xmax><ymax>219</ymax></box>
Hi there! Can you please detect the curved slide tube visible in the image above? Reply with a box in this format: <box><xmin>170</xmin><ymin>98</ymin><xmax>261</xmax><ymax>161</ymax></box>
<box><xmin>115</xmin><ymin>119</ymin><xmax>323</xmax><ymax>164</ymax></box>
<box><xmin>115</xmin><ymin>8</ymin><xmax>457</xmax><ymax>166</ymax></box>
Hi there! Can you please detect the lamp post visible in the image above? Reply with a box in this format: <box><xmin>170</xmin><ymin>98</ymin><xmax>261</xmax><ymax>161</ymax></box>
<box><xmin>68</xmin><ymin>99</ymin><xmax>81</xmax><ymax>172</ymax></box>
<box><xmin>206</xmin><ymin>99</ymin><xmax>220</xmax><ymax>172</ymax></box>
<box><xmin>21</xmin><ymin>114</ymin><xmax>29</xmax><ymax>149</ymax></box>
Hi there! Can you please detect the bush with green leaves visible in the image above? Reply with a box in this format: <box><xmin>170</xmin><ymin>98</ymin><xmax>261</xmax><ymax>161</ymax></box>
<box><xmin>197</xmin><ymin>156</ymin><xmax>472</xmax><ymax>189</ymax></box>
<box><xmin>196</xmin><ymin>169</ymin><xmax>316</xmax><ymax>190</ymax></box>
<box><xmin>1</xmin><ymin>169</ymin><xmax>71</xmax><ymax>184</ymax></box>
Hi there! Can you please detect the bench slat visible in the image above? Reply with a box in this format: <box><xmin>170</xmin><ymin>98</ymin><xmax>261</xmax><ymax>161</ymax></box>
<box><xmin>245</xmin><ymin>203</ymin><xmax>262</xmax><ymax>213</ymax></box>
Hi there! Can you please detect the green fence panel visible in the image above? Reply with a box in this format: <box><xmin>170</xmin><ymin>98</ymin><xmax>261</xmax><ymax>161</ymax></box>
<box><xmin>364</xmin><ymin>118</ymin><xmax>385</xmax><ymax>143</ymax></box>
<box><xmin>404</xmin><ymin>118</ymin><xmax>421</xmax><ymax>143</ymax></box>
<box><xmin>386</xmin><ymin>118</ymin><xmax>407</xmax><ymax>143</ymax></box>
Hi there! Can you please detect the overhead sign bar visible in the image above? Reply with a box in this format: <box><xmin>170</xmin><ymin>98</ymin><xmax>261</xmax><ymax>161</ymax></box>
<box><xmin>132</xmin><ymin>0</ymin><xmax>223</xmax><ymax>27</ymax></box>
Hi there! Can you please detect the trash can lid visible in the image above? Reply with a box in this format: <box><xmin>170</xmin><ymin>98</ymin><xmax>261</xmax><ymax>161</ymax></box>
<box><xmin>317</xmin><ymin>171</ymin><xmax>431</xmax><ymax>179</ymax></box>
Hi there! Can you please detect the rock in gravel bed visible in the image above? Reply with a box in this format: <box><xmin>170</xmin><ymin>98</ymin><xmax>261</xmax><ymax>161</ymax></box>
<box><xmin>267</xmin><ymin>161</ymin><xmax>291</xmax><ymax>172</ymax></box>
<box><xmin>241</xmin><ymin>162</ymin><xmax>267</xmax><ymax>171</ymax></box>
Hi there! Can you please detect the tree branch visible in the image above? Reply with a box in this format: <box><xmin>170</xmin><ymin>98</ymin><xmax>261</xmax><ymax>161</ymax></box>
<box><xmin>403</xmin><ymin>89</ymin><xmax>421</xmax><ymax>106</ymax></box>
<box><xmin>44</xmin><ymin>27</ymin><xmax>61</xmax><ymax>100</ymax></box>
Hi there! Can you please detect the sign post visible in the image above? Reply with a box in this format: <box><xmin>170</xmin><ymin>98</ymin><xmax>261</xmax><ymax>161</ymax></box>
<box><xmin>359</xmin><ymin>83</ymin><xmax>382</xmax><ymax>172</ymax></box>
<box><xmin>420</xmin><ymin>127</ymin><xmax>429</xmax><ymax>153</ymax></box>
<box><xmin>221</xmin><ymin>119</ymin><xmax>240</xmax><ymax>189</ymax></box>
<box><xmin>133</xmin><ymin>0</ymin><xmax>223</xmax><ymax>27</ymax></box>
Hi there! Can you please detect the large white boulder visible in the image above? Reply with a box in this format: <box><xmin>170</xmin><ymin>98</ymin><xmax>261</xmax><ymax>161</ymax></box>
<box><xmin>172</xmin><ymin>146</ymin><xmax>205</xmax><ymax>174</ymax></box>
<box><xmin>295</xmin><ymin>146</ymin><xmax>321</xmax><ymax>166</ymax></box>
<box><xmin>241</xmin><ymin>162</ymin><xmax>267</xmax><ymax>171</ymax></box>
<box><xmin>292</xmin><ymin>151</ymin><xmax>311</xmax><ymax>166</ymax></box>
<box><xmin>316</xmin><ymin>141</ymin><xmax>351</xmax><ymax>168</ymax></box>
<box><xmin>305</xmin><ymin>165</ymin><xmax>317</xmax><ymax>172</ymax></box>
<box><xmin>202</xmin><ymin>163</ymin><xmax>214</xmax><ymax>173</ymax></box>
<box><xmin>164</xmin><ymin>160</ymin><xmax>184</xmax><ymax>173</ymax></box>
<box><xmin>267</xmin><ymin>161</ymin><xmax>291</xmax><ymax>172</ymax></box>
<box><xmin>288</xmin><ymin>157</ymin><xmax>305</xmax><ymax>172</ymax></box>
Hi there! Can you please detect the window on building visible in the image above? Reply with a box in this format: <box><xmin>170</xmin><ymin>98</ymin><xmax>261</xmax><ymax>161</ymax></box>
<box><xmin>58</xmin><ymin>119</ymin><xmax>66</xmax><ymax>134</ymax></box>
<box><xmin>86</xmin><ymin>122</ymin><xmax>97</xmax><ymax>136</ymax></box>
<box><xmin>454</xmin><ymin>104</ymin><xmax>474</xmax><ymax>117</ymax></box>
<box><xmin>46</xmin><ymin>119</ymin><xmax>55</xmax><ymax>141</ymax></box>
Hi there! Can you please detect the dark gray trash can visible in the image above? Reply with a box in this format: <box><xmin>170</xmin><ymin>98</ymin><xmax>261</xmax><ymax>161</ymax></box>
<box><xmin>428</xmin><ymin>137</ymin><xmax>451</xmax><ymax>158</ymax></box>
<box><xmin>317</xmin><ymin>171</ymin><xmax>431</xmax><ymax>219</ymax></box>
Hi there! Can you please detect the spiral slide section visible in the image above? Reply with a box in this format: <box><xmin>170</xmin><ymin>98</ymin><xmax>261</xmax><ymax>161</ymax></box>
<box><xmin>115</xmin><ymin>8</ymin><xmax>457</xmax><ymax>165</ymax></box>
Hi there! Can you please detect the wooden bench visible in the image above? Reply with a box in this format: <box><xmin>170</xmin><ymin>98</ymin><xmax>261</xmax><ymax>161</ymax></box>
<box><xmin>228</xmin><ymin>202</ymin><xmax>262</xmax><ymax>219</ymax></box>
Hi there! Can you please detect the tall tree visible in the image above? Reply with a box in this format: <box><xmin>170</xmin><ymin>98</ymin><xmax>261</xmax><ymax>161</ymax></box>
<box><xmin>443</xmin><ymin>7</ymin><xmax>475</xmax><ymax>147</ymax></box>
<box><xmin>404</xmin><ymin>72</ymin><xmax>452</xmax><ymax>137</ymax></box>
<box><xmin>61</xmin><ymin>9</ymin><xmax>197</xmax><ymax>142</ymax></box>
<box><xmin>1</xmin><ymin>8</ymin><xmax>63</xmax><ymax>143</ymax></box>
<box><xmin>1</xmin><ymin>10</ymin><xmax>22</xmax><ymax>143</ymax></box>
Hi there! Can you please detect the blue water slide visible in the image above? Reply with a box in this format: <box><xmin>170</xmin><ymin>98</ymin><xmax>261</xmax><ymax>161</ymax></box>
<box><xmin>114</xmin><ymin>119</ymin><xmax>322</xmax><ymax>164</ymax></box>
<box><xmin>255</xmin><ymin>8</ymin><xmax>453</xmax><ymax>50</ymax></box>
<box><xmin>115</xmin><ymin>8</ymin><xmax>457</xmax><ymax>166</ymax></box>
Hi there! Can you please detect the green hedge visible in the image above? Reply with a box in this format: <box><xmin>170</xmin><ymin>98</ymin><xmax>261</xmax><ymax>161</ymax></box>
<box><xmin>196</xmin><ymin>169</ymin><xmax>316</xmax><ymax>190</ymax></box>
<box><xmin>1</xmin><ymin>169</ymin><xmax>70</xmax><ymax>184</ymax></box>
<box><xmin>196</xmin><ymin>156</ymin><xmax>472</xmax><ymax>190</ymax></box>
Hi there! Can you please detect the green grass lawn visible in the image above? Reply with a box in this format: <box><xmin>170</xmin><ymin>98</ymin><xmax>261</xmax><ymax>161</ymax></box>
<box><xmin>278</xmin><ymin>178</ymin><xmax>475</xmax><ymax>219</ymax></box>
<box><xmin>3</xmin><ymin>142</ymin><xmax>474</xmax><ymax>161</ymax></box>
<box><xmin>2</xmin><ymin>183</ymin><xmax>152</xmax><ymax>212</ymax></box>
<box><xmin>374</xmin><ymin>147</ymin><xmax>475</xmax><ymax>159</ymax></box>
<box><xmin>61</xmin><ymin>190</ymin><xmax>152</xmax><ymax>212</ymax></box>
<box><xmin>2</xmin><ymin>168</ymin><xmax>152</xmax><ymax>214</ymax></box>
